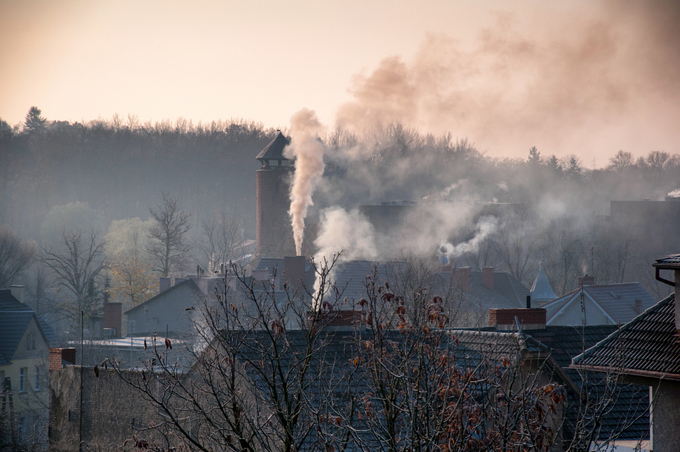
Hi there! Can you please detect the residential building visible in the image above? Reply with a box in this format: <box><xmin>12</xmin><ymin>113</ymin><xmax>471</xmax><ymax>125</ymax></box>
<box><xmin>573</xmin><ymin>254</ymin><xmax>680</xmax><ymax>452</ymax></box>
<box><xmin>540</xmin><ymin>277</ymin><xmax>656</xmax><ymax>326</ymax></box>
<box><xmin>0</xmin><ymin>287</ymin><xmax>55</xmax><ymax>449</ymax></box>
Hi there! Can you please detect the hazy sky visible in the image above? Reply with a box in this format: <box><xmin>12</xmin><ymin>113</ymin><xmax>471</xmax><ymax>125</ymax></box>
<box><xmin>2</xmin><ymin>0</ymin><xmax>679</xmax><ymax>164</ymax></box>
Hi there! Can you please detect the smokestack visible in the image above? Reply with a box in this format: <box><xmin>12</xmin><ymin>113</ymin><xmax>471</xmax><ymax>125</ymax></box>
<box><xmin>284</xmin><ymin>256</ymin><xmax>306</xmax><ymax>293</ymax></box>
<box><xmin>256</xmin><ymin>132</ymin><xmax>295</xmax><ymax>257</ymax></box>
<box><xmin>526</xmin><ymin>295</ymin><xmax>531</xmax><ymax>309</ymax></box>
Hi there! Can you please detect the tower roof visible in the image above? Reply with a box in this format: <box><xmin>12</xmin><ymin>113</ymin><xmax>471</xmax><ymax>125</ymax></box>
<box><xmin>256</xmin><ymin>131</ymin><xmax>291</xmax><ymax>161</ymax></box>
<box><xmin>530</xmin><ymin>264</ymin><xmax>557</xmax><ymax>303</ymax></box>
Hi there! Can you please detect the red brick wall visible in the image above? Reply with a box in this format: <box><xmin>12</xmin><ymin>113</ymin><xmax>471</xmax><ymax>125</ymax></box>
<box><xmin>489</xmin><ymin>308</ymin><xmax>546</xmax><ymax>328</ymax></box>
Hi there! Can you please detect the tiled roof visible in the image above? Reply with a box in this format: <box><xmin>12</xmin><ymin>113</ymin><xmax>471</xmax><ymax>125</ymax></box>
<box><xmin>527</xmin><ymin>326</ymin><xmax>649</xmax><ymax>441</ymax></box>
<box><xmin>256</xmin><ymin>132</ymin><xmax>290</xmax><ymax>161</ymax></box>
<box><xmin>544</xmin><ymin>283</ymin><xmax>656</xmax><ymax>325</ymax></box>
<box><xmin>654</xmin><ymin>253</ymin><xmax>680</xmax><ymax>267</ymax></box>
<box><xmin>574</xmin><ymin>293</ymin><xmax>680</xmax><ymax>379</ymax></box>
<box><xmin>0</xmin><ymin>311</ymin><xmax>33</xmax><ymax>366</ymax></box>
<box><xmin>464</xmin><ymin>271</ymin><xmax>528</xmax><ymax>310</ymax></box>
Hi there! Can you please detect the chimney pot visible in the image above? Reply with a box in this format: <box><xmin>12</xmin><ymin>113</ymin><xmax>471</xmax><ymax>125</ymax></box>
<box><xmin>579</xmin><ymin>274</ymin><xmax>595</xmax><ymax>287</ymax></box>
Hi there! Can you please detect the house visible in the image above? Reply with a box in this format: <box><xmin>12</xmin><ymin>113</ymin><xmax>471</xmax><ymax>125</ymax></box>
<box><xmin>540</xmin><ymin>276</ymin><xmax>656</xmax><ymax>326</ymax></box>
<box><xmin>573</xmin><ymin>254</ymin><xmax>680</xmax><ymax>452</ymax></box>
<box><xmin>0</xmin><ymin>286</ymin><xmax>55</xmax><ymax>449</ymax></box>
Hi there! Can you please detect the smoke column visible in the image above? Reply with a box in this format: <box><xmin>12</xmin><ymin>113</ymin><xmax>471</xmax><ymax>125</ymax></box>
<box><xmin>284</xmin><ymin>108</ymin><xmax>327</xmax><ymax>256</ymax></box>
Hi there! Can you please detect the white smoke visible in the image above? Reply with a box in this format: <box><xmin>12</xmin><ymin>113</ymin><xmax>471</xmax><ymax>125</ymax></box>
<box><xmin>439</xmin><ymin>216</ymin><xmax>498</xmax><ymax>260</ymax></box>
<box><xmin>284</xmin><ymin>109</ymin><xmax>327</xmax><ymax>255</ymax></box>
<box><xmin>313</xmin><ymin>207</ymin><xmax>378</xmax><ymax>299</ymax></box>
<box><xmin>314</xmin><ymin>207</ymin><xmax>378</xmax><ymax>263</ymax></box>
<box><xmin>668</xmin><ymin>189</ymin><xmax>680</xmax><ymax>198</ymax></box>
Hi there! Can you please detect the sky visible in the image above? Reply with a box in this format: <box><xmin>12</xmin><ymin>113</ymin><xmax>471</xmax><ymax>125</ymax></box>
<box><xmin>1</xmin><ymin>0</ymin><xmax>679</xmax><ymax>165</ymax></box>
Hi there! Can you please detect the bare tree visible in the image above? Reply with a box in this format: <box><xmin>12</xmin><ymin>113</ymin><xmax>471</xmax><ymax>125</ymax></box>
<box><xmin>41</xmin><ymin>228</ymin><xmax>106</xmax><ymax>324</ymax></box>
<box><xmin>147</xmin><ymin>193</ymin><xmax>191</xmax><ymax>277</ymax></box>
<box><xmin>196</xmin><ymin>211</ymin><xmax>244</xmax><ymax>271</ymax></box>
<box><xmin>110</xmin><ymin>256</ymin><xmax>346</xmax><ymax>452</ymax></box>
<box><xmin>0</xmin><ymin>225</ymin><xmax>36</xmax><ymax>288</ymax></box>
<box><xmin>493</xmin><ymin>211</ymin><xmax>541</xmax><ymax>286</ymax></box>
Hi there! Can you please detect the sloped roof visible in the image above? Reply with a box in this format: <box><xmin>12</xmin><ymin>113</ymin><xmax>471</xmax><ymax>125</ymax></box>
<box><xmin>124</xmin><ymin>278</ymin><xmax>203</xmax><ymax>314</ymax></box>
<box><xmin>256</xmin><ymin>132</ymin><xmax>290</xmax><ymax>161</ymax></box>
<box><xmin>544</xmin><ymin>283</ymin><xmax>656</xmax><ymax>325</ymax></box>
<box><xmin>0</xmin><ymin>311</ymin><xmax>33</xmax><ymax>366</ymax></box>
<box><xmin>530</xmin><ymin>265</ymin><xmax>557</xmax><ymax>303</ymax></box>
<box><xmin>462</xmin><ymin>271</ymin><xmax>528</xmax><ymax>311</ymax></box>
<box><xmin>573</xmin><ymin>293</ymin><xmax>680</xmax><ymax>379</ymax></box>
<box><xmin>0</xmin><ymin>289</ymin><xmax>56</xmax><ymax>362</ymax></box>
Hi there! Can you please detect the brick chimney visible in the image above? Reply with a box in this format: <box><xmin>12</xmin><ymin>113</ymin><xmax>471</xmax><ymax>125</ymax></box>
<box><xmin>103</xmin><ymin>302</ymin><xmax>122</xmax><ymax>338</ymax></box>
<box><xmin>579</xmin><ymin>274</ymin><xmax>595</xmax><ymax>287</ymax></box>
<box><xmin>489</xmin><ymin>308</ymin><xmax>547</xmax><ymax>330</ymax></box>
<box><xmin>453</xmin><ymin>267</ymin><xmax>471</xmax><ymax>292</ymax></box>
<box><xmin>309</xmin><ymin>309</ymin><xmax>362</xmax><ymax>331</ymax></box>
<box><xmin>652</xmin><ymin>254</ymin><xmax>680</xmax><ymax>331</ymax></box>
<box><xmin>50</xmin><ymin>348</ymin><xmax>76</xmax><ymax>370</ymax></box>
<box><xmin>482</xmin><ymin>267</ymin><xmax>494</xmax><ymax>290</ymax></box>
<box><xmin>284</xmin><ymin>256</ymin><xmax>306</xmax><ymax>292</ymax></box>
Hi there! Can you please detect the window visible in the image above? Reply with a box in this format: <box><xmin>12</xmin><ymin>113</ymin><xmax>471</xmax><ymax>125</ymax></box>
<box><xmin>19</xmin><ymin>367</ymin><xmax>27</xmax><ymax>392</ymax></box>
<box><xmin>35</xmin><ymin>366</ymin><xmax>41</xmax><ymax>391</ymax></box>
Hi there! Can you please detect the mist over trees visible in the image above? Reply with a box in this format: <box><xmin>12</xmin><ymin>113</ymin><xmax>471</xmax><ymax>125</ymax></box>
<box><xmin>1</xmin><ymin>108</ymin><xmax>680</xmax><ymax>300</ymax></box>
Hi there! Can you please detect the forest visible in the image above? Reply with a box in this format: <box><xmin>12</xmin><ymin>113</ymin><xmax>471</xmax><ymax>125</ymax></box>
<box><xmin>2</xmin><ymin>106</ymin><xmax>680</xmax><ymax>319</ymax></box>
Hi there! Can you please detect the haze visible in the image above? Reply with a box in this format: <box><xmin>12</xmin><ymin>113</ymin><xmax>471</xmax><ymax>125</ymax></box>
<box><xmin>2</xmin><ymin>0</ymin><xmax>679</xmax><ymax>164</ymax></box>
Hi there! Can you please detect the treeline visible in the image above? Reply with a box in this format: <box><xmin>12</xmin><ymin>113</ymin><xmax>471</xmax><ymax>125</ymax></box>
<box><xmin>1</xmin><ymin>108</ymin><xmax>278</xmax><ymax>240</ymax></box>
<box><xmin>2</xmin><ymin>108</ymin><xmax>680</xmax><ymax>299</ymax></box>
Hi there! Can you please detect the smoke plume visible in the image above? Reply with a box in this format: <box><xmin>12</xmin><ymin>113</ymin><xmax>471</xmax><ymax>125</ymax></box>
<box><xmin>284</xmin><ymin>109</ymin><xmax>327</xmax><ymax>256</ymax></box>
<box><xmin>314</xmin><ymin>207</ymin><xmax>378</xmax><ymax>263</ymax></box>
<box><xmin>335</xmin><ymin>0</ymin><xmax>680</xmax><ymax>160</ymax></box>
<box><xmin>438</xmin><ymin>217</ymin><xmax>498</xmax><ymax>262</ymax></box>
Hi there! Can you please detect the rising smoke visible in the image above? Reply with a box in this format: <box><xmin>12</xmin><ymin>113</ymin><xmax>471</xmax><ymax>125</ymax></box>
<box><xmin>284</xmin><ymin>109</ymin><xmax>327</xmax><ymax>256</ymax></box>
<box><xmin>335</xmin><ymin>0</ymin><xmax>680</xmax><ymax>160</ymax></box>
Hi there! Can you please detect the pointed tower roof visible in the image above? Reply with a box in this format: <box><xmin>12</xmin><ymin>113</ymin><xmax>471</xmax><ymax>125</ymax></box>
<box><xmin>530</xmin><ymin>264</ymin><xmax>557</xmax><ymax>304</ymax></box>
<box><xmin>256</xmin><ymin>131</ymin><xmax>291</xmax><ymax>161</ymax></box>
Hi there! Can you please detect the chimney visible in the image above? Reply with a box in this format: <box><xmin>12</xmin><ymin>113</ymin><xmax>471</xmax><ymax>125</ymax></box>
<box><xmin>50</xmin><ymin>347</ymin><xmax>76</xmax><ymax>370</ymax></box>
<box><xmin>489</xmin><ymin>308</ymin><xmax>546</xmax><ymax>330</ymax></box>
<box><xmin>482</xmin><ymin>267</ymin><xmax>494</xmax><ymax>290</ymax></box>
<box><xmin>10</xmin><ymin>285</ymin><xmax>25</xmax><ymax>304</ymax></box>
<box><xmin>653</xmin><ymin>254</ymin><xmax>680</xmax><ymax>331</ymax></box>
<box><xmin>284</xmin><ymin>256</ymin><xmax>306</xmax><ymax>292</ymax></box>
<box><xmin>103</xmin><ymin>302</ymin><xmax>122</xmax><ymax>338</ymax></box>
<box><xmin>309</xmin><ymin>309</ymin><xmax>363</xmax><ymax>331</ymax></box>
<box><xmin>579</xmin><ymin>274</ymin><xmax>595</xmax><ymax>287</ymax></box>
<box><xmin>159</xmin><ymin>277</ymin><xmax>172</xmax><ymax>293</ymax></box>
<box><xmin>453</xmin><ymin>267</ymin><xmax>471</xmax><ymax>292</ymax></box>
<box><xmin>526</xmin><ymin>295</ymin><xmax>531</xmax><ymax>309</ymax></box>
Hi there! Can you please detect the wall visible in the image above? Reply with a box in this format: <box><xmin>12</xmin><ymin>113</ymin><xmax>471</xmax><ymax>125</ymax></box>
<box><xmin>49</xmin><ymin>366</ymin><xmax>163</xmax><ymax>452</ymax></box>
<box><xmin>650</xmin><ymin>380</ymin><xmax>680</xmax><ymax>452</ymax></box>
